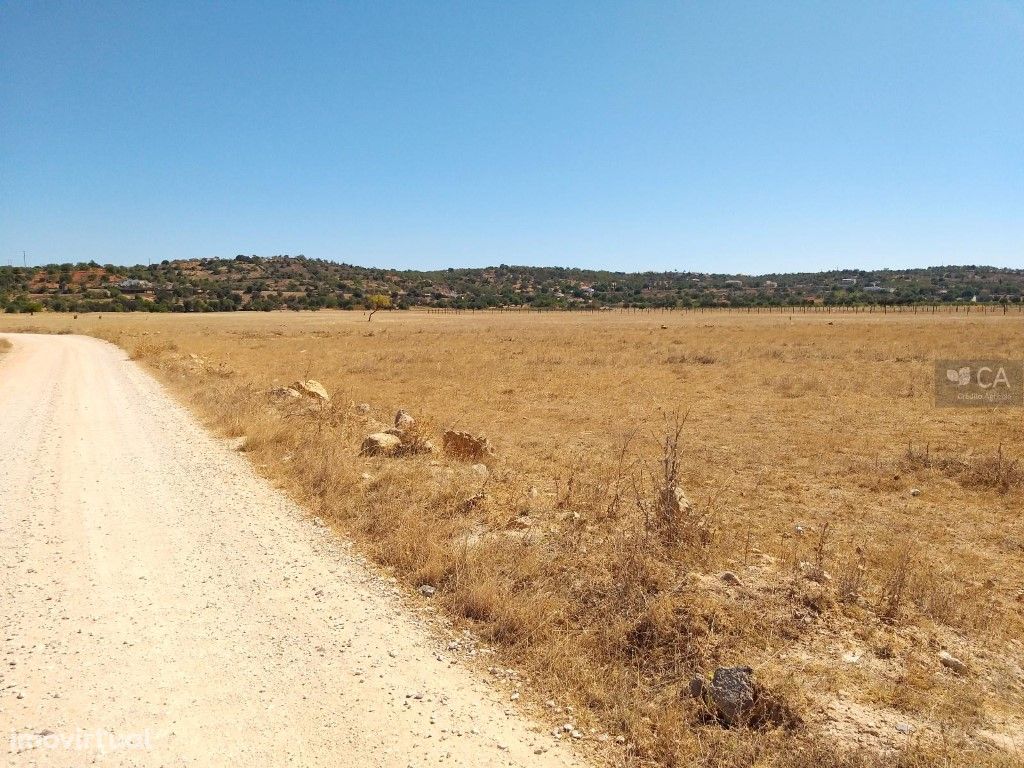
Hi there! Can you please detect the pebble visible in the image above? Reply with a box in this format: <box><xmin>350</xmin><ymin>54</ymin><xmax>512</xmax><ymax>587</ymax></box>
<box><xmin>938</xmin><ymin>650</ymin><xmax>969</xmax><ymax>675</ymax></box>
<box><xmin>719</xmin><ymin>571</ymin><xmax>743</xmax><ymax>586</ymax></box>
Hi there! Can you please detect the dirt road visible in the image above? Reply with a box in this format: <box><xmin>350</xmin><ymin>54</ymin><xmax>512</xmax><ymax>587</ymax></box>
<box><xmin>0</xmin><ymin>334</ymin><xmax>587</xmax><ymax>767</ymax></box>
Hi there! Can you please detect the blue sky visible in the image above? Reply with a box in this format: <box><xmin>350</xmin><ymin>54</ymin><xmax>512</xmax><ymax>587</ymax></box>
<box><xmin>1</xmin><ymin>1</ymin><xmax>1021</xmax><ymax>273</ymax></box>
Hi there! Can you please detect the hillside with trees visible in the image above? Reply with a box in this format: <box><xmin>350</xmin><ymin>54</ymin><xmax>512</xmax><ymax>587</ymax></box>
<box><xmin>2</xmin><ymin>255</ymin><xmax>1023</xmax><ymax>313</ymax></box>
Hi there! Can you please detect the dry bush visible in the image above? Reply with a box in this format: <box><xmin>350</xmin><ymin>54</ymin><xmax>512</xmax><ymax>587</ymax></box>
<box><xmin>5</xmin><ymin>309</ymin><xmax>1023</xmax><ymax>767</ymax></box>
<box><xmin>904</xmin><ymin>442</ymin><xmax>1023</xmax><ymax>493</ymax></box>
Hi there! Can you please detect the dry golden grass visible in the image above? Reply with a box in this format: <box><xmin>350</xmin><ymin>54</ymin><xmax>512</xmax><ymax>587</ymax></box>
<box><xmin>4</xmin><ymin>309</ymin><xmax>1023</xmax><ymax>767</ymax></box>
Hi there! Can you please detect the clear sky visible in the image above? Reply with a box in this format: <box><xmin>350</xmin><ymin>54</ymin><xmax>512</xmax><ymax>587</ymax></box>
<box><xmin>1</xmin><ymin>1</ymin><xmax>1021</xmax><ymax>273</ymax></box>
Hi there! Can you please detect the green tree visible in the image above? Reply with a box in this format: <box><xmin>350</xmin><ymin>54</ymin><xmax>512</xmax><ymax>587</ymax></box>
<box><xmin>366</xmin><ymin>293</ymin><xmax>392</xmax><ymax>321</ymax></box>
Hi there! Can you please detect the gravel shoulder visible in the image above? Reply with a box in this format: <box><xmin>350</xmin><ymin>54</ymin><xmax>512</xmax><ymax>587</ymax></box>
<box><xmin>0</xmin><ymin>333</ymin><xmax>588</xmax><ymax>767</ymax></box>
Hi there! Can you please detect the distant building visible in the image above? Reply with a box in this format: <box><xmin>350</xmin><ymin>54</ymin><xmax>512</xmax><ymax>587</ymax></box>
<box><xmin>840</xmin><ymin>278</ymin><xmax>857</xmax><ymax>287</ymax></box>
<box><xmin>763</xmin><ymin>280</ymin><xmax>778</xmax><ymax>289</ymax></box>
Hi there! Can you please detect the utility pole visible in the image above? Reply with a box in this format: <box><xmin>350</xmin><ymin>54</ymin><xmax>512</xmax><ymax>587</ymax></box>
<box><xmin>23</xmin><ymin>251</ymin><xmax>27</xmax><ymax>268</ymax></box>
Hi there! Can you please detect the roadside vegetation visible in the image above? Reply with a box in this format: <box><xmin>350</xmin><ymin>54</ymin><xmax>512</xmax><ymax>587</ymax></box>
<box><xmin>1</xmin><ymin>310</ymin><xmax>1021</xmax><ymax>767</ymax></box>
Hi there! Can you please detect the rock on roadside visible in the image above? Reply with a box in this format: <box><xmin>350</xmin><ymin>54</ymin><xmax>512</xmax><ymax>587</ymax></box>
<box><xmin>394</xmin><ymin>409</ymin><xmax>415</xmax><ymax>431</ymax></box>
<box><xmin>938</xmin><ymin>650</ymin><xmax>969</xmax><ymax>675</ymax></box>
<box><xmin>292</xmin><ymin>380</ymin><xmax>330</xmax><ymax>402</ymax></box>
<box><xmin>710</xmin><ymin>667</ymin><xmax>756</xmax><ymax>725</ymax></box>
<box><xmin>442</xmin><ymin>430</ymin><xmax>494</xmax><ymax>462</ymax></box>
<box><xmin>360</xmin><ymin>433</ymin><xmax>403</xmax><ymax>457</ymax></box>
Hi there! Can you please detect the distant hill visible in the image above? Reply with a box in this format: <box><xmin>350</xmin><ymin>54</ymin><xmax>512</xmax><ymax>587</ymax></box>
<box><xmin>2</xmin><ymin>255</ymin><xmax>1022</xmax><ymax>313</ymax></box>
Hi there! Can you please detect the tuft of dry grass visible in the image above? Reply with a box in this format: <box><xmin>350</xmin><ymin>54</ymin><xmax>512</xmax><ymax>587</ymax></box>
<box><xmin>3</xmin><ymin>309</ymin><xmax>1023</xmax><ymax>767</ymax></box>
<box><xmin>903</xmin><ymin>443</ymin><xmax>1024</xmax><ymax>493</ymax></box>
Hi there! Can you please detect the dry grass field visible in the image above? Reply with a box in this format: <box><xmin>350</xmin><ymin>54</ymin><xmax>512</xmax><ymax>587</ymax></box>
<box><xmin>3</xmin><ymin>309</ymin><xmax>1022</xmax><ymax>767</ymax></box>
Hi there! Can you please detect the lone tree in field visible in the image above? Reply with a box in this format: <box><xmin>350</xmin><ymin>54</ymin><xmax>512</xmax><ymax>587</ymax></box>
<box><xmin>367</xmin><ymin>293</ymin><xmax>392</xmax><ymax>321</ymax></box>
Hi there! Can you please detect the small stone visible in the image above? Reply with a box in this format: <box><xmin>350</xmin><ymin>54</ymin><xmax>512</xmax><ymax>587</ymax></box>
<box><xmin>938</xmin><ymin>650</ymin><xmax>969</xmax><ymax>675</ymax></box>
<box><xmin>910</xmin><ymin>488</ymin><xmax>921</xmax><ymax>497</ymax></box>
<box><xmin>661</xmin><ymin>485</ymin><xmax>692</xmax><ymax>516</ymax></box>
<box><xmin>418</xmin><ymin>584</ymin><xmax>436</xmax><ymax>597</ymax></box>
<box><xmin>442</xmin><ymin>430</ymin><xmax>495</xmax><ymax>462</ymax></box>
<box><xmin>354</xmin><ymin>402</ymin><xmax>371</xmax><ymax>414</ymax></box>
<box><xmin>360</xmin><ymin>432</ymin><xmax>402</xmax><ymax>457</ymax></box>
<box><xmin>471</xmin><ymin>463</ymin><xmax>489</xmax><ymax>479</ymax></box>
<box><xmin>710</xmin><ymin>666</ymin><xmax>757</xmax><ymax>724</ymax></box>
<box><xmin>895</xmin><ymin>722</ymin><xmax>913</xmax><ymax>734</ymax></box>
<box><xmin>394</xmin><ymin>410</ymin><xmax>415</xmax><ymax>430</ymax></box>
<box><xmin>688</xmin><ymin>676</ymin><xmax>706</xmax><ymax>699</ymax></box>
<box><xmin>292</xmin><ymin>379</ymin><xmax>330</xmax><ymax>401</ymax></box>
<box><xmin>719</xmin><ymin>571</ymin><xmax>743</xmax><ymax>586</ymax></box>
